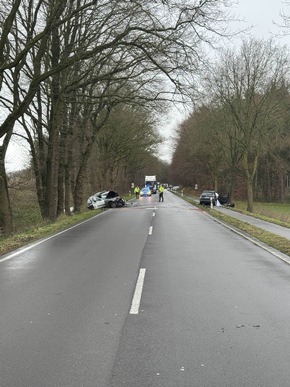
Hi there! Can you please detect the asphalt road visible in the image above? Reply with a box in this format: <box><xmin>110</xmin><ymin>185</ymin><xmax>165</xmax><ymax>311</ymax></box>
<box><xmin>1</xmin><ymin>191</ymin><xmax>290</xmax><ymax>386</ymax></box>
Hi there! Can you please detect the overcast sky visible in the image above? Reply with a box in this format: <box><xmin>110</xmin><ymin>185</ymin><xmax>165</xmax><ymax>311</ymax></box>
<box><xmin>6</xmin><ymin>0</ymin><xmax>290</xmax><ymax>171</ymax></box>
<box><xmin>158</xmin><ymin>0</ymin><xmax>289</xmax><ymax>162</ymax></box>
<box><xmin>233</xmin><ymin>0</ymin><xmax>287</xmax><ymax>40</ymax></box>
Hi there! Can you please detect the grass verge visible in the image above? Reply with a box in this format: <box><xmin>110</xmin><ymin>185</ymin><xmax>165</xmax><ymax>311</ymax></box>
<box><xmin>178</xmin><ymin>193</ymin><xmax>290</xmax><ymax>258</ymax></box>
<box><xmin>1</xmin><ymin>194</ymin><xmax>135</xmax><ymax>257</ymax></box>
<box><xmin>0</xmin><ymin>209</ymin><xmax>105</xmax><ymax>257</ymax></box>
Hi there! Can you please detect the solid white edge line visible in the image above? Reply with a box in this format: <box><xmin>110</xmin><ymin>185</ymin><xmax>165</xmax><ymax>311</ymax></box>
<box><xmin>0</xmin><ymin>211</ymin><xmax>107</xmax><ymax>263</ymax></box>
<box><xmin>130</xmin><ymin>268</ymin><xmax>146</xmax><ymax>315</ymax></box>
<box><xmin>207</xmin><ymin>212</ymin><xmax>290</xmax><ymax>265</ymax></box>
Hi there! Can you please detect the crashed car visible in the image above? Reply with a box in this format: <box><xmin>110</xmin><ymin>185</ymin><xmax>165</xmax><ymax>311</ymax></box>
<box><xmin>102</xmin><ymin>191</ymin><xmax>126</xmax><ymax>208</ymax></box>
<box><xmin>87</xmin><ymin>194</ymin><xmax>106</xmax><ymax>210</ymax></box>
<box><xmin>88</xmin><ymin>190</ymin><xmax>126</xmax><ymax>209</ymax></box>
<box><xmin>87</xmin><ymin>191</ymin><xmax>125</xmax><ymax>209</ymax></box>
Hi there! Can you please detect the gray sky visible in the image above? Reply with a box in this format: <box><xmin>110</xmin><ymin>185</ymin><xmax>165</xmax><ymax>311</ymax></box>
<box><xmin>233</xmin><ymin>0</ymin><xmax>287</xmax><ymax>40</ymax></box>
<box><xmin>5</xmin><ymin>0</ymin><xmax>290</xmax><ymax>171</ymax></box>
<box><xmin>158</xmin><ymin>0</ymin><xmax>289</xmax><ymax>162</ymax></box>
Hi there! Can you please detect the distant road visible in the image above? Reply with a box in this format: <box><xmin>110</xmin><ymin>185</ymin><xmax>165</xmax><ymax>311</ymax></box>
<box><xmin>1</xmin><ymin>191</ymin><xmax>290</xmax><ymax>386</ymax></box>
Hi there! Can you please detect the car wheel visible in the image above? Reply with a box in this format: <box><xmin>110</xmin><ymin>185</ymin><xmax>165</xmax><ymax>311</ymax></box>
<box><xmin>109</xmin><ymin>201</ymin><xmax>117</xmax><ymax>208</ymax></box>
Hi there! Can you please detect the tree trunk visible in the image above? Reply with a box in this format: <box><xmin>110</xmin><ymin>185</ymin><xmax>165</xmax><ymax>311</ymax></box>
<box><xmin>228</xmin><ymin>172</ymin><xmax>236</xmax><ymax>204</ymax></box>
<box><xmin>32</xmin><ymin>142</ymin><xmax>47</xmax><ymax>219</ymax></box>
<box><xmin>65</xmin><ymin>163</ymin><xmax>72</xmax><ymax>214</ymax></box>
<box><xmin>280</xmin><ymin>173</ymin><xmax>285</xmax><ymax>202</ymax></box>
<box><xmin>23</xmin><ymin>106</ymin><xmax>47</xmax><ymax>219</ymax></box>
<box><xmin>0</xmin><ymin>127</ymin><xmax>14</xmax><ymax>235</ymax></box>
<box><xmin>45</xmin><ymin>22</ymin><xmax>63</xmax><ymax>221</ymax></box>
<box><xmin>45</xmin><ymin>94</ymin><xmax>63</xmax><ymax>221</ymax></box>
<box><xmin>0</xmin><ymin>148</ymin><xmax>13</xmax><ymax>235</ymax></box>
<box><xmin>73</xmin><ymin>149</ymin><xmax>91</xmax><ymax>212</ymax></box>
<box><xmin>57</xmin><ymin>165</ymin><xmax>64</xmax><ymax>216</ymax></box>
<box><xmin>243</xmin><ymin>152</ymin><xmax>258</xmax><ymax>213</ymax></box>
<box><xmin>246</xmin><ymin>177</ymin><xmax>254</xmax><ymax>212</ymax></box>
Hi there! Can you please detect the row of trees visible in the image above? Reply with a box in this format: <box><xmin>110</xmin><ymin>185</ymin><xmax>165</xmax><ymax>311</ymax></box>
<box><xmin>8</xmin><ymin>107</ymin><xmax>167</xmax><ymax>215</ymax></box>
<box><xmin>0</xmin><ymin>0</ymin><xmax>234</xmax><ymax>235</ymax></box>
<box><xmin>170</xmin><ymin>38</ymin><xmax>290</xmax><ymax>211</ymax></box>
<box><xmin>85</xmin><ymin>104</ymin><xmax>167</xmax><ymax>194</ymax></box>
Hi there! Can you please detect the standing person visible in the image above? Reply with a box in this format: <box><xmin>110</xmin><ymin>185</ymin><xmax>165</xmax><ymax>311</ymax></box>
<box><xmin>159</xmin><ymin>185</ymin><xmax>165</xmax><ymax>202</ymax></box>
<box><xmin>134</xmin><ymin>186</ymin><xmax>140</xmax><ymax>199</ymax></box>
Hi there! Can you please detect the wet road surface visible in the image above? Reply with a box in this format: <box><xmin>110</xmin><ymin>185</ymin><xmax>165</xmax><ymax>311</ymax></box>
<box><xmin>1</xmin><ymin>192</ymin><xmax>290</xmax><ymax>386</ymax></box>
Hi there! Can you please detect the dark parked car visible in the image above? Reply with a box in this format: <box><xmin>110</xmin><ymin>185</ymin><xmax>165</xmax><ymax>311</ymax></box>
<box><xmin>199</xmin><ymin>190</ymin><xmax>217</xmax><ymax>206</ymax></box>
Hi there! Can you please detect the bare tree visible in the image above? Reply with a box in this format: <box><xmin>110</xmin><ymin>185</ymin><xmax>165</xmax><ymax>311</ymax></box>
<box><xmin>92</xmin><ymin>104</ymin><xmax>161</xmax><ymax>189</ymax></box>
<box><xmin>170</xmin><ymin>106</ymin><xmax>230</xmax><ymax>192</ymax></box>
<box><xmin>0</xmin><ymin>0</ymin><xmax>234</xmax><ymax>233</ymax></box>
<box><xmin>201</xmin><ymin>38</ymin><xmax>290</xmax><ymax>211</ymax></box>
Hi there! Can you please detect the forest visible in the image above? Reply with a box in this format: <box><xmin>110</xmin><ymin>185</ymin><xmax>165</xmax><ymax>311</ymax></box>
<box><xmin>170</xmin><ymin>38</ymin><xmax>290</xmax><ymax>211</ymax></box>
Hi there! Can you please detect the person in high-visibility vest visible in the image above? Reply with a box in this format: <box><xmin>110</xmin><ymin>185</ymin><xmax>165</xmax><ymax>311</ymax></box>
<box><xmin>159</xmin><ymin>185</ymin><xmax>165</xmax><ymax>202</ymax></box>
<box><xmin>134</xmin><ymin>186</ymin><xmax>140</xmax><ymax>199</ymax></box>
